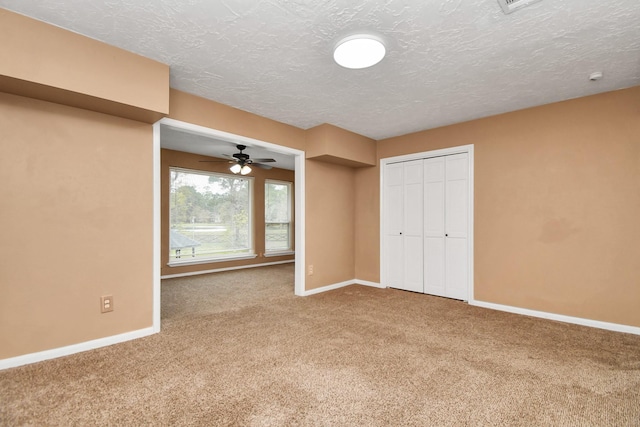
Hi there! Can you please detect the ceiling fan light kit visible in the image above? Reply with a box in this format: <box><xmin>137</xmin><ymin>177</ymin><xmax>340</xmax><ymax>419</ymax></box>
<box><xmin>199</xmin><ymin>144</ymin><xmax>276</xmax><ymax>175</ymax></box>
<box><xmin>229</xmin><ymin>162</ymin><xmax>252</xmax><ymax>175</ymax></box>
<box><xmin>333</xmin><ymin>34</ymin><xmax>386</xmax><ymax>69</ymax></box>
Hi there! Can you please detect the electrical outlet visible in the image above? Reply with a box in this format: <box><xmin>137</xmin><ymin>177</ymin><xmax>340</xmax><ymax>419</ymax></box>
<box><xmin>101</xmin><ymin>295</ymin><xmax>114</xmax><ymax>313</ymax></box>
<box><xmin>308</xmin><ymin>264</ymin><xmax>314</xmax><ymax>276</ymax></box>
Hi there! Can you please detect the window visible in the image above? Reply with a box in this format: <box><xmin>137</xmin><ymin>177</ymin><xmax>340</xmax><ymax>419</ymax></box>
<box><xmin>265</xmin><ymin>180</ymin><xmax>292</xmax><ymax>253</ymax></box>
<box><xmin>169</xmin><ymin>167</ymin><xmax>253</xmax><ymax>264</ymax></box>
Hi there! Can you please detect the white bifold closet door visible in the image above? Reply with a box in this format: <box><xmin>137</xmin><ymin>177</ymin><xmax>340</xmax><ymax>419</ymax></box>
<box><xmin>424</xmin><ymin>153</ymin><xmax>469</xmax><ymax>300</ymax></box>
<box><xmin>384</xmin><ymin>153</ymin><xmax>469</xmax><ymax>300</ymax></box>
<box><xmin>383</xmin><ymin>160</ymin><xmax>423</xmax><ymax>293</ymax></box>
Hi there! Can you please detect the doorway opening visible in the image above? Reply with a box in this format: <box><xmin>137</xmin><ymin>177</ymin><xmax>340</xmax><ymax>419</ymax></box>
<box><xmin>152</xmin><ymin>118</ymin><xmax>306</xmax><ymax>332</ymax></box>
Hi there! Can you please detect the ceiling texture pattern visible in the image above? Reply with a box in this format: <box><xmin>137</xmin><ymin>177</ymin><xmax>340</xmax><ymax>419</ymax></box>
<box><xmin>1</xmin><ymin>0</ymin><xmax>639</xmax><ymax>140</ymax></box>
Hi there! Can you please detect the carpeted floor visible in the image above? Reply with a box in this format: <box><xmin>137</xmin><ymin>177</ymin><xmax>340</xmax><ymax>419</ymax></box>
<box><xmin>1</xmin><ymin>264</ymin><xmax>640</xmax><ymax>426</ymax></box>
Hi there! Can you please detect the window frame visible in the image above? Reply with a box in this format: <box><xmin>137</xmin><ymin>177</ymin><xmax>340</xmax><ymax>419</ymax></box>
<box><xmin>264</xmin><ymin>179</ymin><xmax>294</xmax><ymax>256</ymax></box>
<box><xmin>168</xmin><ymin>167</ymin><xmax>255</xmax><ymax>266</ymax></box>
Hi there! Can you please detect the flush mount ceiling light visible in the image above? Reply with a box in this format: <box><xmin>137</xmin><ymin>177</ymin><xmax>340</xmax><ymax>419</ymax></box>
<box><xmin>333</xmin><ymin>34</ymin><xmax>386</xmax><ymax>69</ymax></box>
<box><xmin>497</xmin><ymin>0</ymin><xmax>543</xmax><ymax>14</ymax></box>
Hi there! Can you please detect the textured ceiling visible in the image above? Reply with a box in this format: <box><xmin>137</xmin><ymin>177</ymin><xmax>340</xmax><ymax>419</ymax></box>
<box><xmin>2</xmin><ymin>0</ymin><xmax>639</xmax><ymax>140</ymax></box>
<box><xmin>161</xmin><ymin>124</ymin><xmax>296</xmax><ymax>170</ymax></box>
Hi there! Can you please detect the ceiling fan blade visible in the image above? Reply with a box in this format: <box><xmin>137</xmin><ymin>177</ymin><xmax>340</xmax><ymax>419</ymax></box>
<box><xmin>253</xmin><ymin>163</ymin><xmax>273</xmax><ymax>170</ymax></box>
<box><xmin>251</xmin><ymin>158</ymin><xmax>276</xmax><ymax>163</ymax></box>
<box><xmin>198</xmin><ymin>159</ymin><xmax>234</xmax><ymax>163</ymax></box>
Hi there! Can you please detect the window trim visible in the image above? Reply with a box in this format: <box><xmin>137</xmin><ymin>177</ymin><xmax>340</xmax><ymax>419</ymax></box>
<box><xmin>168</xmin><ymin>253</ymin><xmax>258</xmax><ymax>267</ymax></box>
<box><xmin>264</xmin><ymin>250</ymin><xmax>295</xmax><ymax>258</ymax></box>
<box><xmin>265</xmin><ymin>179</ymin><xmax>293</xmax><ymax>253</ymax></box>
<box><xmin>168</xmin><ymin>167</ymin><xmax>255</xmax><ymax>265</ymax></box>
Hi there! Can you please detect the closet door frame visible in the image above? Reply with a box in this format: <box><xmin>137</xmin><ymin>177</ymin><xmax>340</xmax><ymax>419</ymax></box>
<box><xmin>380</xmin><ymin>144</ymin><xmax>474</xmax><ymax>302</ymax></box>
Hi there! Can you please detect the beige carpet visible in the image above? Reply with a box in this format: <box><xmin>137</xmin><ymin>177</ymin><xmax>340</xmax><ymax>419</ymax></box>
<box><xmin>2</xmin><ymin>264</ymin><xmax>640</xmax><ymax>426</ymax></box>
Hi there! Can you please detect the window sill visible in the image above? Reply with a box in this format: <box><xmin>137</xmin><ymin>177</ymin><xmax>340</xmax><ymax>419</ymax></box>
<box><xmin>264</xmin><ymin>250</ymin><xmax>295</xmax><ymax>258</ymax></box>
<box><xmin>168</xmin><ymin>253</ymin><xmax>258</xmax><ymax>267</ymax></box>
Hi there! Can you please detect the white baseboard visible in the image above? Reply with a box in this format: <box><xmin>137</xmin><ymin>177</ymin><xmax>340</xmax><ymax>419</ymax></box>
<box><xmin>302</xmin><ymin>278</ymin><xmax>384</xmax><ymax>296</ymax></box>
<box><xmin>469</xmin><ymin>299</ymin><xmax>640</xmax><ymax>336</ymax></box>
<box><xmin>161</xmin><ymin>259</ymin><xmax>294</xmax><ymax>279</ymax></box>
<box><xmin>0</xmin><ymin>327</ymin><xmax>156</xmax><ymax>371</ymax></box>
<box><xmin>354</xmin><ymin>279</ymin><xmax>385</xmax><ymax>288</ymax></box>
<box><xmin>302</xmin><ymin>279</ymin><xmax>354</xmax><ymax>296</ymax></box>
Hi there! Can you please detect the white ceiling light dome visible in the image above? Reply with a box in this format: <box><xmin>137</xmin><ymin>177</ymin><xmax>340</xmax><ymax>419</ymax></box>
<box><xmin>333</xmin><ymin>34</ymin><xmax>386</xmax><ymax>69</ymax></box>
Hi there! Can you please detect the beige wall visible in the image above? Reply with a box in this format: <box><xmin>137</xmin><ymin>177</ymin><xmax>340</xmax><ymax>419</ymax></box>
<box><xmin>303</xmin><ymin>124</ymin><xmax>377</xmax><ymax>288</ymax></box>
<box><xmin>169</xmin><ymin>89</ymin><xmax>305</xmax><ymax>151</ymax></box>
<box><xmin>374</xmin><ymin>87</ymin><xmax>640</xmax><ymax>327</ymax></box>
<box><xmin>0</xmin><ymin>92</ymin><xmax>154</xmax><ymax>359</ymax></box>
<box><xmin>0</xmin><ymin>9</ymin><xmax>169</xmax><ymax>120</ymax></box>
<box><xmin>306</xmin><ymin>123</ymin><xmax>377</xmax><ymax>167</ymax></box>
<box><xmin>161</xmin><ymin>149</ymin><xmax>294</xmax><ymax>276</ymax></box>
<box><xmin>0</xmin><ymin>8</ymin><xmax>165</xmax><ymax>362</ymax></box>
<box><xmin>354</xmin><ymin>164</ymin><xmax>380</xmax><ymax>283</ymax></box>
<box><xmin>305</xmin><ymin>160</ymin><xmax>356</xmax><ymax>290</ymax></box>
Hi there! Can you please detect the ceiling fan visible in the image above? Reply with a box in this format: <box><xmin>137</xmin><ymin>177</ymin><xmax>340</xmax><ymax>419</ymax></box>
<box><xmin>200</xmin><ymin>144</ymin><xmax>276</xmax><ymax>175</ymax></box>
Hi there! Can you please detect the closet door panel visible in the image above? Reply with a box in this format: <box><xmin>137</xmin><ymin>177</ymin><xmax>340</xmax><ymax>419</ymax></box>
<box><xmin>424</xmin><ymin>237</ymin><xmax>445</xmax><ymax>297</ymax></box>
<box><xmin>424</xmin><ymin>187</ymin><xmax>444</xmax><ymax>236</ymax></box>
<box><xmin>404</xmin><ymin>194</ymin><xmax>423</xmax><ymax>236</ymax></box>
<box><xmin>404</xmin><ymin>235</ymin><xmax>424</xmax><ymax>293</ymax></box>
<box><xmin>445</xmin><ymin>154</ymin><xmax>468</xmax><ymax>238</ymax></box>
<box><xmin>384</xmin><ymin>164</ymin><xmax>404</xmax><ymax>236</ymax></box>
<box><xmin>445</xmin><ymin>237</ymin><xmax>468</xmax><ymax>300</ymax></box>
<box><xmin>424</xmin><ymin>157</ymin><xmax>445</xmax><ymax>296</ymax></box>
<box><xmin>385</xmin><ymin>234</ymin><xmax>404</xmax><ymax>289</ymax></box>
<box><xmin>403</xmin><ymin>160</ymin><xmax>423</xmax><ymax>292</ymax></box>
<box><xmin>384</xmin><ymin>163</ymin><xmax>404</xmax><ymax>288</ymax></box>
<box><xmin>445</xmin><ymin>153</ymin><xmax>469</xmax><ymax>300</ymax></box>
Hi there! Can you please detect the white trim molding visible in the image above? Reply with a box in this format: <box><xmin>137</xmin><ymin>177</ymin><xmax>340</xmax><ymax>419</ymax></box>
<box><xmin>0</xmin><ymin>327</ymin><xmax>156</xmax><ymax>371</ymax></box>
<box><xmin>264</xmin><ymin>250</ymin><xmax>295</xmax><ymax>258</ymax></box>
<box><xmin>161</xmin><ymin>259</ymin><xmax>295</xmax><ymax>279</ymax></box>
<box><xmin>167</xmin><ymin>253</ymin><xmax>258</xmax><ymax>267</ymax></box>
<box><xmin>301</xmin><ymin>278</ymin><xmax>384</xmax><ymax>296</ymax></box>
<box><xmin>152</xmin><ymin>122</ymin><xmax>161</xmax><ymax>333</ymax></box>
<box><xmin>293</xmin><ymin>151</ymin><xmax>305</xmax><ymax>296</ymax></box>
<box><xmin>302</xmin><ymin>280</ymin><xmax>354</xmax><ymax>296</ymax></box>
<box><xmin>354</xmin><ymin>279</ymin><xmax>385</xmax><ymax>288</ymax></box>
<box><xmin>470</xmin><ymin>299</ymin><xmax>640</xmax><ymax>336</ymax></box>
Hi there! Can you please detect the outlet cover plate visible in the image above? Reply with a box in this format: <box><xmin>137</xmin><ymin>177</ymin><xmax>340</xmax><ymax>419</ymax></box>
<box><xmin>101</xmin><ymin>295</ymin><xmax>114</xmax><ymax>313</ymax></box>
